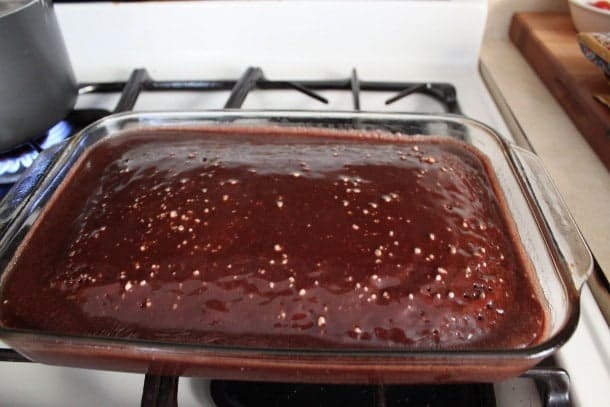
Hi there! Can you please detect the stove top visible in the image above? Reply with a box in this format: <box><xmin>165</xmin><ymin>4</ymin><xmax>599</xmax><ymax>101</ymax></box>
<box><xmin>0</xmin><ymin>66</ymin><xmax>462</xmax><ymax>197</ymax></box>
<box><xmin>0</xmin><ymin>0</ymin><xmax>606</xmax><ymax>404</ymax></box>
<box><xmin>0</xmin><ymin>67</ymin><xmax>575</xmax><ymax>407</ymax></box>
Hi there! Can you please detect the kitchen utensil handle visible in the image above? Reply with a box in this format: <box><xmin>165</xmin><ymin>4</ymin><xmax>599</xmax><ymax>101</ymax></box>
<box><xmin>511</xmin><ymin>146</ymin><xmax>593</xmax><ymax>290</ymax></box>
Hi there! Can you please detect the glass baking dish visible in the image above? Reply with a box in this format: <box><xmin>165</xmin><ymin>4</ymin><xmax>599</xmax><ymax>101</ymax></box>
<box><xmin>0</xmin><ymin>111</ymin><xmax>592</xmax><ymax>384</ymax></box>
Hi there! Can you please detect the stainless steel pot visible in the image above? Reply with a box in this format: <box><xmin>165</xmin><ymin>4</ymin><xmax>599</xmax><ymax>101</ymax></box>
<box><xmin>0</xmin><ymin>0</ymin><xmax>77</xmax><ymax>152</ymax></box>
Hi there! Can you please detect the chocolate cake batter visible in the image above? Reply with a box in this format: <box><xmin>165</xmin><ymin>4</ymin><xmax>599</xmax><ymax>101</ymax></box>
<box><xmin>0</xmin><ymin>127</ymin><xmax>546</xmax><ymax>350</ymax></box>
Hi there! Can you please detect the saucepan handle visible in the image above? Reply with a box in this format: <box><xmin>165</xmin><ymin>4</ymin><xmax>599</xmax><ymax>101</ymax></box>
<box><xmin>510</xmin><ymin>145</ymin><xmax>593</xmax><ymax>290</ymax></box>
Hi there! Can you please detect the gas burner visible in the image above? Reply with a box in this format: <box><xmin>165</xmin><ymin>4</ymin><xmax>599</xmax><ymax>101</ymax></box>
<box><xmin>0</xmin><ymin>109</ymin><xmax>110</xmax><ymax>186</ymax></box>
<box><xmin>0</xmin><ymin>120</ymin><xmax>73</xmax><ymax>184</ymax></box>
<box><xmin>209</xmin><ymin>380</ymin><xmax>497</xmax><ymax>407</ymax></box>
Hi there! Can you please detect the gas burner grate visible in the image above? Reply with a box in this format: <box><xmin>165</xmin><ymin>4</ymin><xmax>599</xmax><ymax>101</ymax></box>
<box><xmin>209</xmin><ymin>380</ymin><xmax>497</xmax><ymax>407</ymax></box>
<box><xmin>0</xmin><ymin>66</ymin><xmax>460</xmax><ymax>197</ymax></box>
<box><xmin>0</xmin><ymin>66</ymin><xmax>458</xmax><ymax>192</ymax></box>
<box><xmin>80</xmin><ymin>66</ymin><xmax>461</xmax><ymax>113</ymax></box>
<box><xmin>134</xmin><ymin>366</ymin><xmax>572</xmax><ymax>407</ymax></box>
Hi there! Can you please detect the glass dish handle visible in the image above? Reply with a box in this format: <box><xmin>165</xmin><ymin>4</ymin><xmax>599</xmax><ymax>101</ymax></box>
<box><xmin>0</xmin><ymin>145</ymin><xmax>63</xmax><ymax>240</ymax></box>
<box><xmin>511</xmin><ymin>146</ymin><xmax>593</xmax><ymax>290</ymax></box>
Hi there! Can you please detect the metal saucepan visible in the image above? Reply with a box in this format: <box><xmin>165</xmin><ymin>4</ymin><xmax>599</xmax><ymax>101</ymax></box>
<box><xmin>0</xmin><ymin>0</ymin><xmax>77</xmax><ymax>152</ymax></box>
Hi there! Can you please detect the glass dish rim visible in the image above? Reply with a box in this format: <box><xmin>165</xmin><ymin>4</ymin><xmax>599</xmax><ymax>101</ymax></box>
<box><xmin>0</xmin><ymin>109</ymin><xmax>588</xmax><ymax>362</ymax></box>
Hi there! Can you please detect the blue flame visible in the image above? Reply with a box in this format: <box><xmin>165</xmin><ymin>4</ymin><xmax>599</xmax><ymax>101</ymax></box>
<box><xmin>0</xmin><ymin>120</ymin><xmax>73</xmax><ymax>180</ymax></box>
<box><xmin>40</xmin><ymin>120</ymin><xmax>72</xmax><ymax>149</ymax></box>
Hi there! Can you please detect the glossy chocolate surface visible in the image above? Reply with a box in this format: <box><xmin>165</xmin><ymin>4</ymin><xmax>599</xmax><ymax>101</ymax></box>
<box><xmin>0</xmin><ymin>127</ymin><xmax>545</xmax><ymax>350</ymax></box>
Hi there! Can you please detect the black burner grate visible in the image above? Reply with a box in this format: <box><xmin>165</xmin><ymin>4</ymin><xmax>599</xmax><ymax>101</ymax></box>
<box><xmin>0</xmin><ymin>66</ymin><xmax>459</xmax><ymax>190</ymax></box>
<box><xmin>0</xmin><ymin>68</ymin><xmax>570</xmax><ymax>407</ymax></box>
<box><xmin>209</xmin><ymin>381</ymin><xmax>496</xmax><ymax>407</ymax></box>
<box><xmin>141</xmin><ymin>366</ymin><xmax>569</xmax><ymax>407</ymax></box>
<box><xmin>79</xmin><ymin>67</ymin><xmax>461</xmax><ymax>113</ymax></box>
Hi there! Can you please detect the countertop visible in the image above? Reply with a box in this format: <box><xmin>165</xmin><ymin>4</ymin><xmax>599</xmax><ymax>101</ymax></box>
<box><xmin>480</xmin><ymin>39</ymin><xmax>610</xmax><ymax>282</ymax></box>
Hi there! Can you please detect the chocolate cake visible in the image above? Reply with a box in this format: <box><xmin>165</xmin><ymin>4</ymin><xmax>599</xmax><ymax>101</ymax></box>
<box><xmin>0</xmin><ymin>127</ymin><xmax>547</xmax><ymax>350</ymax></box>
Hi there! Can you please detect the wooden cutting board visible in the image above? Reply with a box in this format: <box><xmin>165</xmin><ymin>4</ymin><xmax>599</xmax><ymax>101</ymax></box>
<box><xmin>510</xmin><ymin>13</ymin><xmax>610</xmax><ymax>171</ymax></box>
